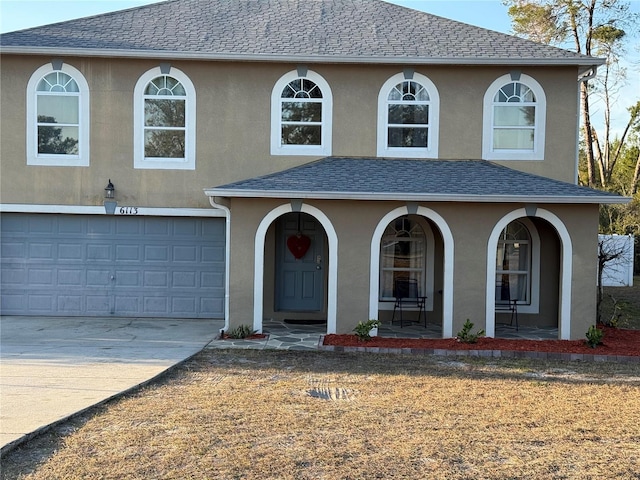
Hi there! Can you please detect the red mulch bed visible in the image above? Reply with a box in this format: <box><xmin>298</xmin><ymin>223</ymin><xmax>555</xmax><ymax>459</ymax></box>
<box><xmin>323</xmin><ymin>326</ymin><xmax>640</xmax><ymax>357</ymax></box>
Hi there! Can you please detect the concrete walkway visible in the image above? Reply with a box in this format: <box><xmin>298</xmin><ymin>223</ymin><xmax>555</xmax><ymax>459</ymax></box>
<box><xmin>0</xmin><ymin>316</ymin><xmax>222</xmax><ymax>452</ymax></box>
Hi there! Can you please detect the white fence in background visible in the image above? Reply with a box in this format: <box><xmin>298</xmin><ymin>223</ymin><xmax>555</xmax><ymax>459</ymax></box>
<box><xmin>598</xmin><ymin>234</ymin><xmax>634</xmax><ymax>287</ymax></box>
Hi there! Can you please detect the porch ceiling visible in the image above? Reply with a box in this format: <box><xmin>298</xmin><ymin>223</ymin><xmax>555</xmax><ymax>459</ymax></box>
<box><xmin>204</xmin><ymin>157</ymin><xmax>629</xmax><ymax>204</ymax></box>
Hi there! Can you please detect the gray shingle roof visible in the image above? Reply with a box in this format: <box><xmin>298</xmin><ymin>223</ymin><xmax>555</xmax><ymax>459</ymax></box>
<box><xmin>204</xmin><ymin>157</ymin><xmax>627</xmax><ymax>204</ymax></box>
<box><xmin>0</xmin><ymin>0</ymin><xmax>602</xmax><ymax>67</ymax></box>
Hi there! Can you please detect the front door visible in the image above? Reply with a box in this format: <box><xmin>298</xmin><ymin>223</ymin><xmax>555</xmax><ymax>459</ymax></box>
<box><xmin>275</xmin><ymin>213</ymin><xmax>324</xmax><ymax>311</ymax></box>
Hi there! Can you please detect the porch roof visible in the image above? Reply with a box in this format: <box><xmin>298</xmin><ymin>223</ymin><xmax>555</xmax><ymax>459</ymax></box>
<box><xmin>204</xmin><ymin>157</ymin><xmax>629</xmax><ymax>205</ymax></box>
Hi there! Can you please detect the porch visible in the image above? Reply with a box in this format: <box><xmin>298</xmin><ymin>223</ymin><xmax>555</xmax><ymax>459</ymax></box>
<box><xmin>209</xmin><ymin>319</ymin><xmax>559</xmax><ymax>351</ymax></box>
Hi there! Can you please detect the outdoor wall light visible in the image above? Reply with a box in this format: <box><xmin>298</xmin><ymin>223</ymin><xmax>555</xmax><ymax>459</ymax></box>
<box><xmin>104</xmin><ymin>179</ymin><xmax>115</xmax><ymax>199</ymax></box>
<box><xmin>104</xmin><ymin>179</ymin><xmax>117</xmax><ymax>215</ymax></box>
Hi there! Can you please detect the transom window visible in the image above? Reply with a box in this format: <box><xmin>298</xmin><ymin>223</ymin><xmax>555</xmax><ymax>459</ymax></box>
<box><xmin>271</xmin><ymin>70</ymin><xmax>332</xmax><ymax>156</ymax></box>
<box><xmin>26</xmin><ymin>63</ymin><xmax>90</xmax><ymax>166</ymax></box>
<box><xmin>496</xmin><ymin>220</ymin><xmax>531</xmax><ymax>304</ymax></box>
<box><xmin>380</xmin><ymin>216</ymin><xmax>426</xmax><ymax>300</ymax></box>
<box><xmin>377</xmin><ymin>72</ymin><xmax>439</xmax><ymax>158</ymax></box>
<box><xmin>483</xmin><ymin>73</ymin><xmax>546</xmax><ymax>161</ymax></box>
<box><xmin>134</xmin><ymin>66</ymin><xmax>196</xmax><ymax>170</ymax></box>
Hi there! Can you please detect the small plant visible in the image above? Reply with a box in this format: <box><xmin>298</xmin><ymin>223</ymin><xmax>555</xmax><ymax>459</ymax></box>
<box><xmin>353</xmin><ymin>319</ymin><xmax>381</xmax><ymax>341</ymax></box>
<box><xmin>225</xmin><ymin>324</ymin><xmax>256</xmax><ymax>339</ymax></box>
<box><xmin>585</xmin><ymin>325</ymin><xmax>604</xmax><ymax>348</ymax></box>
<box><xmin>456</xmin><ymin>319</ymin><xmax>485</xmax><ymax>344</ymax></box>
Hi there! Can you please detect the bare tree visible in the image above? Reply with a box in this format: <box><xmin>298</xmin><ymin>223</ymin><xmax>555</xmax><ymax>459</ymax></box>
<box><xmin>505</xmin><ymin>0</ymin><xmax>638</xmax><ymax>188</ymax></box>
<box><xmin>597</xmin><ymin>235</ymin><xmax>634</xmax><ymax>324</ymax></box>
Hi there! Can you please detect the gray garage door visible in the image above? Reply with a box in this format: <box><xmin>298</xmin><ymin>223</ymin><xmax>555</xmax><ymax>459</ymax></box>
<box><xmin>0</xmin><ymin>214</ymin><xmax>225</xmax><ymax>318</ymax></box>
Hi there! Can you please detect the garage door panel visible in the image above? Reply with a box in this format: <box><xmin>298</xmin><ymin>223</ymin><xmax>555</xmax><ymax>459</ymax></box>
<box><xmin>29</xmin><ymin>216</ymin><xmax>54</xmax><ymax>234</ymax></box>
<box><xmin>145</xmin><ymin>245</ymin><xmax>169</xmax><ymax>261</ymax></box>
<box><xmin>114</xmin><ymin>296</ymin><xmax>139</xmax><ymax>314</ymax></box>
<box><xmin>59</xmin><ymin>244</ymin><xmax>83</xmax><ymax>260</ymax></box>
<box><xmin>58</xmin><ymin>295</ymin><xmax>82</xmax><ymax>313</ymax></box>
<box><xmin>1</xmin><ymin>214</ymin><xmax>225</xmax><ymax>318</ymax></box>
<box><xmin>58</xmin><ymin>269</ymin><xmax>83</xmax><ymax>286</ymax></box>
<box><xmin>201</xmin><ymin>271</ymin><xmax>224</xmax><ymax>288</ymax></box>
<box><xmin>29</xmin><ymin>244</ymin><xmax>53</xmax><ymax>259</ymax></box>
<box><xmin>87</xmin><ymin>244</ymin><xmax>112</xmax><ymax>261</ymax></box>
<box><xmin>202</xmin><ymin>246</ymin><xmax>224</xmax><ymax>262</ymax></box>
<box><xmin>115</xmin><ymin>270</ymin><xmax>140</xmax><ymax>287</ymax></box>
<box><xmin>173</xmin><ymin>271</ymin><xmax>197</xmax><ymax>288</ymax></box>
<box><xmin>29</xmin><ymin>294</ymin><xmax>53</xmax><ymax>310</ymax></box>
<box><xmin>173</xmin><ymin>245</ymin><xmax>197</xmax><ymax>262</ymax></box>
<box><xmin>2</xmin><ymin>242</ymin><xmax>25</xmax><ymax>258</ymax></box>
<box><xmin>28</xmin><ymin>269</ymin><xmax>53</xmax><ymax>285</ymax></box>
<box><xmin>87</xmin><ymin>269</ymin><xmax>110</xmax><ymax>287</ymax></box>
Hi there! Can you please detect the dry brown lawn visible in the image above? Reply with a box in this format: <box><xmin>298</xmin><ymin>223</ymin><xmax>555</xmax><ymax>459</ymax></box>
<box><xmin>2</xmin><ymin>350</ymin><xmax>640</xmax><ymax>480</ymax></box>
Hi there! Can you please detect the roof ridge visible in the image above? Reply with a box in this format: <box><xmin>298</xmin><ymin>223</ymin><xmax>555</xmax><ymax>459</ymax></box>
<box><xmin>0</xmin><ymin>0</ymin><xmax>603</xmax><ymax>66</ymax></box>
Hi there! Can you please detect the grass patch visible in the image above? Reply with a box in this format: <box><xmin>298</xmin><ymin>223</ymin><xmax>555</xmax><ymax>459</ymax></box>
<box><xmin>2</xmin><ymin>350</ymin><xmax>640</xmax><ymax>480</ymax></box>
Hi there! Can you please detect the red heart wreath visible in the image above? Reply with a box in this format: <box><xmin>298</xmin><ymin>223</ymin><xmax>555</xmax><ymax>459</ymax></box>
<box><xmin>287</xmin><ymin>234</ymin><xmax>311</xmax><ymax>259</ymax></box>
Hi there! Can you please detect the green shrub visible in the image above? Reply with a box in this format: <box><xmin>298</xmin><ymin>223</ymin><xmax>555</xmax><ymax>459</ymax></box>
<box><xmin>585</xmin><ymin>325</ymin><xmax>604</xmax><ymax>348</ymax></box>
<box><xmin>456</xmin><ymin>319</ymin><xmax>485</xmax><ymax>344</ymax></box>
<box><xmin>353</xmin><ymin>319</ymin><xmax>381</xmax><ymax>341</ymax></box>
<box><xmin>225</xmin><ymin>324</ymin><xmax>256</xmax><ymax>339</ymax></box>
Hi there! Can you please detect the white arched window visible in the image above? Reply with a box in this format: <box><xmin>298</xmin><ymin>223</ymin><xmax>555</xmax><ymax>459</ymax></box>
<box><xmin>26</xmin><ymin>62</ymin><xmax>90</xmax><ymax>166</ymax></box>
<box><xmin>134</xmin><ymin>66</ymin><xmax>196</xmax><ymax>169</ymax></box>
<box><xmin>270</xmin><ymin>70</ymin><xmax>332</xmax><ymax>156</ymax></box>
<box><xmin>377</xmin><ymin>72</ymin><xmax>439</xmax><ymax>158</ymax></box>
<box><xmin>496</xmin><ymin>220</ymin><xmax>532</xmax><ymax>305</ymax></box>
<box><xmin>483</xmin><ymin>73</ymin><xmax>546</xmax><ymax>160</ymax></box>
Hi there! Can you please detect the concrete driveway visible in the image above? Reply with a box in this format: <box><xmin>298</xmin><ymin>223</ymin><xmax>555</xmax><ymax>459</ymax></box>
<box><xmin>0</xmin><ymin>316</ymin><xmax>222</xmax><ymax>452</ymax></box>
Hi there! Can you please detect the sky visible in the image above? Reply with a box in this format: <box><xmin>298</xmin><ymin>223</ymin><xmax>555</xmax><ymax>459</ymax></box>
<box><xmin>1</xmin><ymin>0</ymin><xmax>638</xmax><ymax>135</ymax></box>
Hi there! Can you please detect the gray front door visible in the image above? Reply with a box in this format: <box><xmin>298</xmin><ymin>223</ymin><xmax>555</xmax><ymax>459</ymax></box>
<box><xmin>275</xmin><ymin>213</ymin><xmax>325</xmax><ymax>311</ymax></box>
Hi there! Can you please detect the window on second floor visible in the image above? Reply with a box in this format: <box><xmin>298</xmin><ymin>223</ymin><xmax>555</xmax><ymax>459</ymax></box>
<box><xmin>483</xmin><ymin>73</ymin><xmax>546</xmax><ymax>161</ymax></box>
<box><xmin>270</xmin><ymin>69</ymin><xmax>332</xmax><ymax>156</ymax></box>
<box><xmin>377</xmin><ymin>72</ymin><xmax>439</xmax><ymax>158</ymax></box>
<box><xmin>134</xmin><ymin>66</ymin><xmax>196</xmax><ymax>170</ymax></box>
<box><xmin>26</xmin><ymin>62</ymin><xmax>90</xmax><ymax>166</ymax></box>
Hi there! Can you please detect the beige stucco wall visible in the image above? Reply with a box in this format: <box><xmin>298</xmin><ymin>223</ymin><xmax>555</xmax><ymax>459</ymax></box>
<box><xmin>227</xmin><ymin>198</ymin><xmax>598</xmax><ymax>340</ymax></box>
<box><xmin>1</xmin><ymin>55</ymin><xmax>580</xmax><ymax>207</ymax></box>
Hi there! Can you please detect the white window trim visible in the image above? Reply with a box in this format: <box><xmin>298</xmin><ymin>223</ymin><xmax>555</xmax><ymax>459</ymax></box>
<box><xmin>377</xmin><ymin>72</ymin><xmax>440</xmax><ymax>158</ymax></box>
<box><xmin>482</xmin><ymin>73</ymin><xmax>546</xmax><ymax>161</ymax></box>
<box><xmin>134</xmin><ymin>66</ymin><xmax>196</xmax><ymax>170</ymax></box>
<box><xmin>270</xmin><ymin>70</ymin><xmax>332</xmax><ymax>156</ymax></box>
<box><xmin>26</xmin><ymin>63</ymin><xmax>90</xmax><ymax>167</ymax></box>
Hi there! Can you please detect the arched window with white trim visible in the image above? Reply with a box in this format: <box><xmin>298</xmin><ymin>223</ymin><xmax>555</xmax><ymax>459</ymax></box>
<box><xmin>270</xmin><ymin>69</ymin><xmax>332</xmax><ymax>156</ymax></box>
<box><xmin>483</xmin><ymin>73</ymin><xmax>546</xmax><ymax>160</ymax></box>
<box><xmin>26</xmin><ymin>62</ymin><xmax>90</xmax><ymax>166</ymax></box>
<box><xmin>496</xmin><ymin>220</ymin><xmax>532</xmax><ymax>305</ymax></box>
<box><xmin>134</xmin><ymin>66</ymin><xmax>196</xmax><ymax>169</ymax></box>
<box><xmin>377</xmin><ymin>72</ymin><xmax>439</xmax><ymax>158</ymax></box>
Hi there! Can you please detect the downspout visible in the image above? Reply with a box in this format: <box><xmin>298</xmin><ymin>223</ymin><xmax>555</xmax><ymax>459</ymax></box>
<box><xmin>208</xmin><ymin>195</ymin><xmax>231</xmax><ymax>335</ymax></box>
<box><xmin>575</xmin><ymin>66</ymin><xmax>598</xmax><ymax>184</ymax></box>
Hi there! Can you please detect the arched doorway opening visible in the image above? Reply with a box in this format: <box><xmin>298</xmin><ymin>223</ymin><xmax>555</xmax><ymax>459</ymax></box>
<box><xmin>370</xmin><ymin>206</ymin><xmax>454</xmax><ymax>338</ymax></box>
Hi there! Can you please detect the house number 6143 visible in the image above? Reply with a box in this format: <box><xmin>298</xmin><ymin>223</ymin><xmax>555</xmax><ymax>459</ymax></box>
<box><xmin>119</xmin><ymin>206</ymin><xmax>139</xmax><ymax>215</ymax></box>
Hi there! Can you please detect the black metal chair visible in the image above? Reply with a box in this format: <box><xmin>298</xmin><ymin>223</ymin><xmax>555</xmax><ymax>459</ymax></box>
<box><xmin>391</xmin><ymin>278</ymin><xmax>426</xmax><ymax>327</ymax></box>
<box><xmin>495</xmin><ymin>280</ymin><xmax>518</xmax><ymax>330</ymax></box>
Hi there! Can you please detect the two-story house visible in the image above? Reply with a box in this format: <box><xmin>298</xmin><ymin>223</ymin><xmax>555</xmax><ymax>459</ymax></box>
<box><xmin>0</xmin><ymin>0</ymin><xmax>626</xmax><ymax>340</ymax></box>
